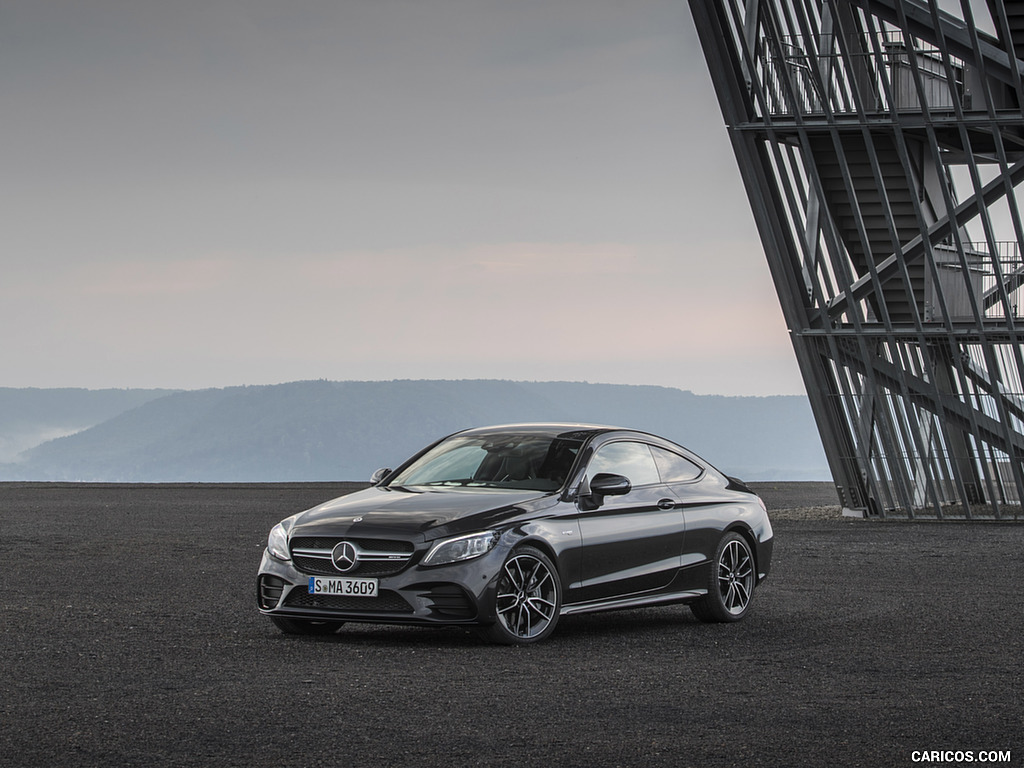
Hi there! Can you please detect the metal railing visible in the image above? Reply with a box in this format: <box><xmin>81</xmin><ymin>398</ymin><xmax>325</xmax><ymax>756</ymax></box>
<box><xmin>761</xmin><ymin>32</ymin><xmax>966</xmax><ymax>116</ymax></box>
<box><xmin>930</xmin><ymin>242</ymin><xmax>1024</xmax><ymax>321</ymax></box>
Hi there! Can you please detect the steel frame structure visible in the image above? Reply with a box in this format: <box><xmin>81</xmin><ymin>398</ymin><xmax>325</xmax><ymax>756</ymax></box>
<box><xmin>690</xmin><ymin>0</ymin><xmax>1024</xmax><ymax>518</ymax></box>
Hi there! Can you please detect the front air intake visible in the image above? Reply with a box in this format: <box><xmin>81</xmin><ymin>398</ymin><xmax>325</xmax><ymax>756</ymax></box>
<box><xmin>258</xmin><ymin>575</ymin><xmax>287</xmax><ymax>609</ymax></box>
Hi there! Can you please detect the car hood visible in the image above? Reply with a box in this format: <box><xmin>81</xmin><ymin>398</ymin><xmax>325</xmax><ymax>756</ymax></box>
<box><xmin>288</xmin><ymin>485</ymin><xmax>557</xmax><ymax>541</ymax></box>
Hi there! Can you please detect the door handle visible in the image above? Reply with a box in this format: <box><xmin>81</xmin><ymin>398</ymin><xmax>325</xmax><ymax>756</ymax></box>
<box><xmin>657</xmin><ymin>498</ymin><xmax>676</xmax><ymax>510</ymax></box>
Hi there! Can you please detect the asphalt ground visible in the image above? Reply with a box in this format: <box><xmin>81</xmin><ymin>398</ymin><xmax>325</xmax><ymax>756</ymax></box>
<box><xmin>1</xmin><ymin>482</ymin><xmax>1021</xmax><ymax>768</ymax></box>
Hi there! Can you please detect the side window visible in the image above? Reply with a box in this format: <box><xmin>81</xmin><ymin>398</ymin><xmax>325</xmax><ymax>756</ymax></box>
<box><xmin>651</xmin><ymin>446</ymin><xmax>704</xmax><ymax>483</ymax></box>
<box><xmin>587</xmin><ymin>442</ymin><xmax>661</xmax><ymax>488</ymax></box>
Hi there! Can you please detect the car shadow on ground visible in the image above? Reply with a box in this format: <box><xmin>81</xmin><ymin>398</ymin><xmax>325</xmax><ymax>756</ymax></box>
<box><xmin>263</xmin><ymin>605</ymin><xmax>704</xmax><ymax>647</ymax></box>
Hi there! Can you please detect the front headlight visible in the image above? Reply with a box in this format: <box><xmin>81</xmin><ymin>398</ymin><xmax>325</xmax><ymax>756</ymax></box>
<box><xmin>267</xmin><ymin>522</ymin><xmax>291</xmax><ymax>562</ymax></box>
<box><xmin>422</xmin><ymin>531</ymin><xmax>500</xmax><ymax>567</ymax></box>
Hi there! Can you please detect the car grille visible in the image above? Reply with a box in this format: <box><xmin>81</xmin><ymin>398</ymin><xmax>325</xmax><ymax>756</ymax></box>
<box><xmin>290</xmin><ymin>537</ymin><xmax>415</xmax><ymax>577</ymax></box>
<box><xmin>283</xmin><ymin>588</ymin><xmax>413</xmax><ymax>613</ymax></box>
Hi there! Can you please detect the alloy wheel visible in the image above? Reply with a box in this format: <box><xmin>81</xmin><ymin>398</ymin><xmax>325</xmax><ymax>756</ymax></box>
<box><xmin>495</xmin><ymin>552</ymin><xmax>558</xmax><ymax>640</ymax></box>
<box><xmin>717</xmin><ymin>538</ymin><xmax>754</xmax><ymax>615</ymax></box>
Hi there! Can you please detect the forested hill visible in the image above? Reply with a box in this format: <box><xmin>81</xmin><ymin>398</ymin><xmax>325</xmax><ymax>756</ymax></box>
<box><xmin>0</xmin><ymin>380</ymin><xmax>828</xmax><ymax>481</ymax></box>
<box><xmin>0</xmin><ymin>387</ymin><xmax>175</xmax><ymax>463</ymax></box>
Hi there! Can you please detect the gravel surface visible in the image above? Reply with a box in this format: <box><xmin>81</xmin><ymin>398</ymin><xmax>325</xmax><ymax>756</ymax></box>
<box><xmin>750</xmin><ymin>481</ymin><xmax>842</xmax><ymax>521</ymax></box>
<box><xmin>1</xmin><ymin>482</ymin><xmax>1021</xmax><ymax>768</ymax></box>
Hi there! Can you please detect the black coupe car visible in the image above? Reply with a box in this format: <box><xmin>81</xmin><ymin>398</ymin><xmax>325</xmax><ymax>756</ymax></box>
<box><xmin>257</xmin><ymin>423</ymin><xmax>773</xmax><ymax>644</ymax></box>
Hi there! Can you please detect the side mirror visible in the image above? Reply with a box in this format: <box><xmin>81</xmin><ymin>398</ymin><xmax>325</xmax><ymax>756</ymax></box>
<box><xmin>590</xmin><ymin>473</ymin><xmax>632</xmax><ymax>496</ymax></box>
<box><xmin>370</xmin><ymin>467</ymin><xmax>392</xmax><ymax>485</ymax></box>
<box><xmin>579</xmin><ymin>473</ymin><xmax>631</xmax><ymax>510</ymax></box>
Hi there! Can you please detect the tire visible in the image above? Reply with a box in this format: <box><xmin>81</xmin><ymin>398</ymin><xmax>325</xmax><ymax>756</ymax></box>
<box><xmin>479</xmin><ymin>546</ymin><xmax>561</xmax><ymax>645</ymax></box>
<box><xmin>271</xmin><ymin>616</ymin><xmax>345</xmax><ymax>635</ymax></box>
<box><xmin>690</xmin><ymin>531</ymin><xmax>755</xmax><ymax>623</ymax></box>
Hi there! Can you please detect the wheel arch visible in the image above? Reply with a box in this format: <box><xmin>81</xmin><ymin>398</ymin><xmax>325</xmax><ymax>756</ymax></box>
<box><xmin>506</xmin><ymin>534</ymin><xmax>559</xmax><ymax>569</ymax></box>
<box><xmin>500</xmin><ymin>532</ymin><xmax>566</xmax><ymax>589</ymax></box>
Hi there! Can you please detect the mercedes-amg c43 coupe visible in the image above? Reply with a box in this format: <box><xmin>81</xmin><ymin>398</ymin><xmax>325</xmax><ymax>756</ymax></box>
<box><xmin>257</xmin><ymin>423</ymin><xmax>773</xmax><ymax>644</ymax></box>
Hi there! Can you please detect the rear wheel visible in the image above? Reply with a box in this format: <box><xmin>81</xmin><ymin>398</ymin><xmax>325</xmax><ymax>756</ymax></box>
<box><xmin>271</xmin><ymin>616</ymin><xmax>345</xmax><ymax>635</ymax></box>
<box><xmin>479</xmin><ymin>546</ymin><xmax>561</xmax><ymax>645</ymax></box>
<box><xmin>691</xmin><ymin>532</ymin><xmax>755</xmax><ymax>623</ymax></box>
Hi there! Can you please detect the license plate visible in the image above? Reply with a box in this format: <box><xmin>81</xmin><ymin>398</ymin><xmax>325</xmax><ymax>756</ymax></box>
<box><xmin>308</xmin><ymin>577</ymin><xmax>379</xmax><ymax>597</ymax></box>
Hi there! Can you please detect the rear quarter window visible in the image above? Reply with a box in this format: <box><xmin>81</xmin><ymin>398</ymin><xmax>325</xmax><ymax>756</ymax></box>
<box><xmin>651</xmin><ymin>446</ymin><xmax>704</xmax><ymax>483</ymax></box>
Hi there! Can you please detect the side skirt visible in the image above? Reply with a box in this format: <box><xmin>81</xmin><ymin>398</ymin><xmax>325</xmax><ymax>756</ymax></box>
<box><xmin>560</xmin><ymin>589</ymin><xmax>707</xmax><ymax>616</ymax></box>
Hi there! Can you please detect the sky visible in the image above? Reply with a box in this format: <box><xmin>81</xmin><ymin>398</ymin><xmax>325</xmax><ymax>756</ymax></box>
<box><xmin>1</xmin><ymin>0</ymin><xmax>804</xmax><ymax>396</ymax></box>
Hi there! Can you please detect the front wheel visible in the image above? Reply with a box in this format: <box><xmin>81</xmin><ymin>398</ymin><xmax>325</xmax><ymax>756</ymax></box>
<box><xmin>690</xmin><ymin>532</ymin><xmax>755</xmax><ymax>623</ymax></box>
<box><xmin>479</xmin><ymin>546</ymin><xmax>561</xmax><ymax>645</ymax></box>
<box><xmin>271</xmin><ymin>616</ymin><xmax>345</xmax><ymax>635</ymax></box>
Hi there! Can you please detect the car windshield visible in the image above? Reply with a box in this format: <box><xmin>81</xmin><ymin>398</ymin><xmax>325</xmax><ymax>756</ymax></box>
<box><xmin>387</xmin><ymin>433</ymin><xmax>584</xmax><ymax>492</ymax></box>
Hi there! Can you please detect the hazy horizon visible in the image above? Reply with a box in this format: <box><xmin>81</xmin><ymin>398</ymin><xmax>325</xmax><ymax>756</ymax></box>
<box><xmin>0</xmin><ymin>375</ymin><xmax>808</xmax><ymax>396</ymax></box>
<box><xmin>0</xmin><ymin>379</ymin><xmax>829</xmax><ymax>480</ymax></box>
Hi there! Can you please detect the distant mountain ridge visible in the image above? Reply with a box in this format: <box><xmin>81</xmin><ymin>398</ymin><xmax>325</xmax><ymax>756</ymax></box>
<box><xmin>0</xmin><ymin>380</ymin><xmax>829</xmax><ymax>481</ymax></box>
<box><xmin>0</xmin><ymin>387</ymin><xmax>176</xmax><ymax>463</ymax></box>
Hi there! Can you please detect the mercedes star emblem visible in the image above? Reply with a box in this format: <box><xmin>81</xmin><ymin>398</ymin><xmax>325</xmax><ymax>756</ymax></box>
<box><xmin>331</xmin><ymin>541</ymin><xmax>359</xmax><ymax>573</ymax></box>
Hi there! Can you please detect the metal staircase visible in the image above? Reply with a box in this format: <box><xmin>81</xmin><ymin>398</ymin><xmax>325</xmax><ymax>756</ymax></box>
<box><xmin>807</xmin><ymin>134</ymin><xmax>930</xmax><ymax>323</ymax></box>
<box><xmin>691</xmin><ymin>0</ymin><xmax>1024</xmax><ymax>518</ymax></box>
<box><xmin>991</xmin><ymin>0</ymin><xmax>1024</xmax><ymax>58</ymax></box>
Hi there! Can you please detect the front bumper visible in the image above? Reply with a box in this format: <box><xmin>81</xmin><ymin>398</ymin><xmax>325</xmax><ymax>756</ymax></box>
<box><xmin>256</xmin><ymin>545</ymin><xmax>510</xmax><ymax>627</ymax></box>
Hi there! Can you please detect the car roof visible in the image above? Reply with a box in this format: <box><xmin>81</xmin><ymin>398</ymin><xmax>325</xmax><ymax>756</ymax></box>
<box><xmin>449</xmin><ymin>423</ymin><xmax>697</xmax><ymax>456</ymax></box>
<box><xmin>452</xmin><ymin>423</ymin><xmax>621</xmax><ymax>440</ymax></box>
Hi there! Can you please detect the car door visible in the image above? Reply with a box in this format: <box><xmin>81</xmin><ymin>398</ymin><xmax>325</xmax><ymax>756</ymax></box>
<box><xmin>575</xmin><ymin>440</ymin><xmax>685</xmax><ymax>603</ymax></box>
<box><xmin>649</xmin><ymin>444</ymin><xmax>729</xmax><ymax>590</ymax></box>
